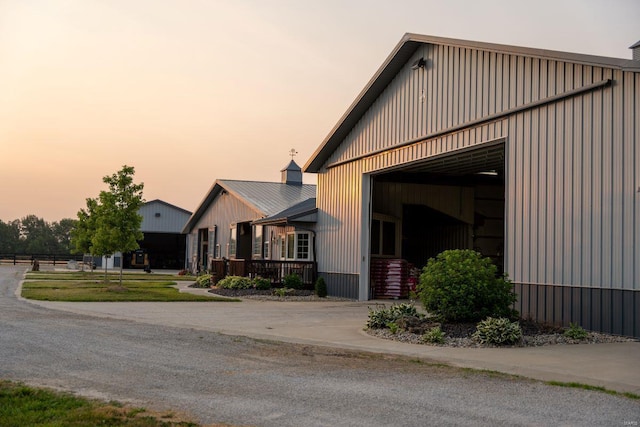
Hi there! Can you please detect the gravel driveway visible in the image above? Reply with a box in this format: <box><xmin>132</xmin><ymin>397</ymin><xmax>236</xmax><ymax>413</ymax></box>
<box><xmin>1</xmin><ymin>265</ymin><xmax>638</xmax><ymax>426</ymax></box>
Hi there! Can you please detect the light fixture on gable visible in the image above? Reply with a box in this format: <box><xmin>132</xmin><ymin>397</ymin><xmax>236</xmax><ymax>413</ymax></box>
<box><xmin>411</xmin><ymin>58</ymin><xmax>427</xmax><ymax>70</ymax></box>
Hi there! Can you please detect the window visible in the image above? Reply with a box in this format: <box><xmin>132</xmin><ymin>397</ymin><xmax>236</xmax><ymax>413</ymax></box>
<box><xmin>285</xmin><ymin>232</ymin><xmax>311</xmax><ymax>260</ymax></box>
<box><xmin>252</xmin><ymin>225</ymin><xmax>263</xmax><ymax>258</ymax></box>
<box><xmin>296</xmin><ymin>233</ymin><xmax>310</xmax><ymax>260</ymax></box>
<box><xmin>370</xmin><ymin>215</ymin><xmax>399</xmax><ymax>257</ymax></box>
<box><xmin>263</xmin><ymin>241</ymin><xmax>270</xmax><ymax>260</ymax></box>
<box><xmin>228</xmin><ymin>225</ymin><xmax>237</xmax><ymax>258</ymax></box>
<box><xmin>287</xmin><ymin>234</ymin><xmax>295</xmax><ymax>259</ymax></box>
<box><xmin>280</xmin><ymin>235</ymin><xmax>286</xmax><ymax>259</ymax></box>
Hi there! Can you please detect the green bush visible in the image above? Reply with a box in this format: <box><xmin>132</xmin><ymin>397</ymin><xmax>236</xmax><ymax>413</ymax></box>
<box><xmin>195</xmin><ymin>274</ymin><xmax>212</xmax><ymax>288</ymax></box>
<box><xmin>564</xmin><ymin>322</ymin><xmax>588</xmax><ymax>340</ymax></box>
<box><xmin>387</xmin><ymin>322</ymin><xmax>399</xmax><ymax>334</ymax></box>
<box><xmin>217</xmin><ymin>275</ymin><xmax>252</xmax><ymax>290</ymax></box>
<box><xmin>314</xmin><ymin>277</ymin><xmax>328</xmax><ymax>298</ymax></box>
<box><xmin>283</xmin><ymin>273</ymin><xmax>303</xmax><ymax>290</ymax></box>
<box><xmin>422</xmin><ymin>326</ymin><xmax>445</xmax><ymax>344</ymax></box>
<box><xmin>273</xmin><ymin>287</ymin><xmax>294</xmax><ymax>297</ymax></box>
<box><xmin>472</xmin><ymin>317</ymin><xmax>523</xmax><ymax>345</ymax></box>
<box><xmin>253</xmin><ymin>276</ymin><xmax>271</xmax><ymax>290</ymax></box>
<box><xmin>418</xmin><ymin>249</ymin><xmax>517</xmax><ymax>322</ymax></box>
<box><xmin>366</xmin><ymin>303</ymin><xmax>421</xmax><ymax>329</ymax></box>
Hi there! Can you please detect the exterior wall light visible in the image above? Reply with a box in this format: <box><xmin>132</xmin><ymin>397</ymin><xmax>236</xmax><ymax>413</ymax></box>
<box><xmin>411</xmin><ymin>58</ymin><xmax>427</xmax><ymax>70</ymax></box>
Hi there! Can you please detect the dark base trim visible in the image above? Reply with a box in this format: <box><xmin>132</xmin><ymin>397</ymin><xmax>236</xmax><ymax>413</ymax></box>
<box><xmin>514</xmin><ymin>283</ymin><xmax>639</xmax><ymax>339</ymax></box>
<box><xmin>320</xmin><ymin>272</ymin><xmax>359</xmax><ymax>299</ymax></box>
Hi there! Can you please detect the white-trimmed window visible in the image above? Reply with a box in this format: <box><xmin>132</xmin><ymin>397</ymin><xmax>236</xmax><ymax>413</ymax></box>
<box><xmin>228</xmin><ymin>224</ymin><xmax>237</xmax><ymax>258</ymax></box>
<box><xmin>279</xmin><ymin>235</ymin><xmax>286</xmax><ymax>259</ymax></box>
<box><xmin>252</xmin><ymin>225</ymin><xmax>263</xmax><ymax>258</ymax></box>
<box><xmin>371</xmin><ymin>214</ymin><xmax>400</xmax><ymax>257</ymax></box>
<box><xmin>285</xmin><ymin>232</ymin><xmax>311</xmax><ymax>260</ymax></box>
<box><xmin>263</xmin><ymin>241</ymin><xmax>270</xmax><ymax>260</ymax></box>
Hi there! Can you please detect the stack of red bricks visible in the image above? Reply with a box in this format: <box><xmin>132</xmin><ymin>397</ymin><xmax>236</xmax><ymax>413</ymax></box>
<box><xmin>370</xmin><ymin>258</ymin><xmax>409</xmax><ymax>299</ymax></box>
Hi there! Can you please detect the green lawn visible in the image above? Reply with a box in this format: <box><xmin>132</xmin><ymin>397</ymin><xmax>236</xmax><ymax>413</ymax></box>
<box><xmin>25</xmin><ymin>271</ymin><xmax>185</xmax><ymax>281</ymax></box>
<box><xmin>21</xmin><ymin>273</ymin><xmax>237</xmax><ymax>302</ymax></box>
<box><xmin>0</xmin><ymin>380</ymin><xmax>199</xmax><ymax>426</ymax></box>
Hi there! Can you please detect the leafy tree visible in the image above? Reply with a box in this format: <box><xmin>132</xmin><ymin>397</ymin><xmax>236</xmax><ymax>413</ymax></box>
<box><xmin>51</xmin><ymin>218</ymin><xmax>77</xmax><ymax>254</ymax></box>
<box><xmin>0</xmin><ymin>219</ymin><xmax>22</xmax><ymax>253</ymax></box>
<box><xmin>71</xmin><ymin>166</ymin><xmax>144</xmax><ymax>284</ymax></box>
<box><xmin>20</xmin><ymin>215</ymin><xmax>58</xmax><ymax>254</ymax></box>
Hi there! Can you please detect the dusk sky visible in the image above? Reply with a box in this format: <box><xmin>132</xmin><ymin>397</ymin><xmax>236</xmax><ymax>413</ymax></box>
<box><xmin>1</xmin><ymin>0</ymin><xmax>638</xmax><ymax>222</ymax></box>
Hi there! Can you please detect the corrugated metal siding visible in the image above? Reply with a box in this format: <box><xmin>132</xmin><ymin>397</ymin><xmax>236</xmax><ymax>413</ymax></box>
<box><xmin>186</xmin><ymin>193</ymin><xmax>263</xmax><ymax>262</ymax></box>
<box><xmin>316</xmin><ymin>42</ymin><xmax>639</xmax><ymax>314</ymax></box>
<box><xmin>315</xmin><ymin>161</ymin><xmax>365</xmax><ymax>276</ymax></box>
<box><xmin>139</xmin><ymin>201</ymin><xmax>191</xmax><ymax>233</ymax></box>
<box><xmin>506</xmin><ymin>67</ymin><xmax>638</xmax><ymax>292</ymax></box>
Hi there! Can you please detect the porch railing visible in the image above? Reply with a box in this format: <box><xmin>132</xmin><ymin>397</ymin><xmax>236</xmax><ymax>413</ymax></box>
<box><xmin>210</xmin><ymin>259</ymin><xmax>316</xmax><ymax>287</ymax></box>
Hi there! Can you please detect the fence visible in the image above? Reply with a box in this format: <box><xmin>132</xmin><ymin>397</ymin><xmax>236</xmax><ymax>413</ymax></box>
<box><xmin>209</xmin><ymin>259</ymin><xmax>317</xmax><ymax>287</ymax></box>
<box><xmin>0</xmin><ymin>254</ymin><xmax>84</xmax><ymax>266</ymax></box>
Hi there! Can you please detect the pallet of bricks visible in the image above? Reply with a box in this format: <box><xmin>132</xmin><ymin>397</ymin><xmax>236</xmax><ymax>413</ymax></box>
<box><xmin>370</xmin><ymin>258</ymin><xmax>409</xmax><ymax>299</ymax></box>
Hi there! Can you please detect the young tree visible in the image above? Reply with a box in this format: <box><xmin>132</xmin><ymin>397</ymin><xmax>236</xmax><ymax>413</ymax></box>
<box><xmin>93</xmin><ymin>165</ymin><xmax>144</xmax><ymax>285</ymax></box>
<box><xmin>70</xmin><ymin>165</ymin><xmax>144</xmax><ymax>283</ymax></box>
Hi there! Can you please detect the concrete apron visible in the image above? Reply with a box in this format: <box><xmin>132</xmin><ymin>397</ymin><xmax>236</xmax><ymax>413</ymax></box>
<box><xmin>19</xmin><ymin>282</ymin><xmax>640</xmax><ymax>395</ymax></box>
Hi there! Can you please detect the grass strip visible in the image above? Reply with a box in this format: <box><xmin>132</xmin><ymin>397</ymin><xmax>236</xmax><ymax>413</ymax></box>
<box><xmin>25</xmin><ymin>272</ymin><xmax>184</xmax><ymax>281</ymax></box>
<box><xmin>546</xmin><ymin>380</ymin><xmax>640</xmax><ymax>400</ymax></box>
<box><xmin>21</xmin><ymin>280</ymin><xmax>238</xmax><ymax>302</ymax></box>
<box><xmin>0</xmin><ymin>380</ymin><xmax>199</xmax><ymax>426</ymax></box>
<box><xmin>23</xmin><ymin>280</ymin><xmax>179</xmax><ymax>289</ymax></box>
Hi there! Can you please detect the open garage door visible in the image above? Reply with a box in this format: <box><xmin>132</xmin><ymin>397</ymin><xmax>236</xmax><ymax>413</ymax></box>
<box><xmin>369</xmin><ymin>141</ymin><xmax>505</xmax><ymax>298</ymax></box>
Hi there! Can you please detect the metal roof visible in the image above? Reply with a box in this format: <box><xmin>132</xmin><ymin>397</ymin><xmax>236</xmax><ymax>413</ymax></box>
<box><xmin>182</xmin><ymin>180</ymin><xmax>316</xmax><ymax>233</ymax></box>
<box><xmin>143</xmin><ymin>199</ymin><xmax>192</xmax><ymax>215</ymax></box>
<box><xmin>304</xmin><ymin>33</ymin><xmax>640</xmax><ymax>173</ymax></box>
<box><xmin>253</xmin><ymin>198</ymin><xmax>317</xmax><ymax>225</ymax></box>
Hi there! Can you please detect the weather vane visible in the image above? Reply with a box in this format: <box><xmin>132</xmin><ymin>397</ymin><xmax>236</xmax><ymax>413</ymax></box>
<box><xmin>289</xmin><ymin>148</ymin><xmax>298</xmax><ymax>159</ymax></box>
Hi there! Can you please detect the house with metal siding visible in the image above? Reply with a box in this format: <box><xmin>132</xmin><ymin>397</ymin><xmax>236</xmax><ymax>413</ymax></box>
<box><xmin>182</xmin><ymin>161</ymin><xmax>316</xmax><ymax>273</ymax></box>
<box><xmin>304</xmin><ymin>33</ymin><xmax>640</xmax><ymax>337</ymax></box>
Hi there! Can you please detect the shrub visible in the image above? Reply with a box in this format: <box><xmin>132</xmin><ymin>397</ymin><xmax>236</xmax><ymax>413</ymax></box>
<box><xmin>387</xmin><ymin>322</ymin><xmax>399</xmax><ymax>334</ymax></box>
<box><xmin>472</xmin><ymin>317</ymin><xmax>523</xmax><ymax>345</ymax></box>
<box><xmin>418</xmin><ymin>249</ymin><xmax>517</xmax><ymax>322</ymax></box>
<box><xmin>195</xmin><ymin>274</ymin><xmax>212</xmax><ymax>288</ymax></box>
<box><xmin>217</xmin><ymin>276</ymin><xmax>252</xmax><ymax>290</ymax></box>
<box><xmin>314</xmin><ymin>277</ymin><xmax>328</xmax><ymax>298</ymax></box>
<box><xmin>253</xmin><ymin>276</ymin><xmax>271</xmax><ymax>290</ymax></box>
<box><xmin>283</xmin><ymin>273</ymin><xmax>303</xmax><ymax>290</ymax></box>
<box><xmin>564</xmin><ymin>322</ymin><xmax>588</xmax><ymax>340</ymax></box>
<box><xmin>366</xmin><ymin>303</ymin><xmax>422</xmax><ymax>329</ymax></box>
<box><xmin>273</xmin><ymin>287</ymin><xmax>294</xmax><ymax>297</ymax></box>
<box><xmin>422</xmin><ymin>326</ymin><xmax>445</xmax><ymax>344</ymax></box>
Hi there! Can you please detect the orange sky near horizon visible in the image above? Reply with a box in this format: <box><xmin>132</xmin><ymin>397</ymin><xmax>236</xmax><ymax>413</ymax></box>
<box><xmin>1</xmin><ymin>0</ymin><xmax>638</xmax><ymax>223</ymax></box>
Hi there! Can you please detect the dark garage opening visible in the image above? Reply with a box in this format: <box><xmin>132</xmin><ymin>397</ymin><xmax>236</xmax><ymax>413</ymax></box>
<box><xmin>369</xmin><ymin>142</ymin><xmax>505</xmax><ymax>298</ymax></box>
<box><xmin>124</xmin><ymin>232</ymin><xmax>186</xmax><ymax>270</ymax></box>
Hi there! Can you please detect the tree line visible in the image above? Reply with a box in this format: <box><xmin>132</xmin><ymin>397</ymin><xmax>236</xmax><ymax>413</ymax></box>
<box><xmin>0</xmin><ymin>216</ymin><xmax>76</xmax><ymax>255</ymax></box>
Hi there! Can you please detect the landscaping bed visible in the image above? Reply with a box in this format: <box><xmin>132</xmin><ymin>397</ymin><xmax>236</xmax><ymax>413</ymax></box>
<box><xmin>208</xmin><ymin>287</ymin><xmax>350</xmax><ymax>301</ymax></box>
<box><xmin>366</xmin><ymin>315</ymin><xmax>637</xmax><ymax>348</ymax></box>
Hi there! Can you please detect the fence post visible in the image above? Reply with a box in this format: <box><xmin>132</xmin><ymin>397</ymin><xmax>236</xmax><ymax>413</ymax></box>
<box><xmin>13</xmin><ymin>254</ymin><xmax>16</xmax><ymax>265</ymax></box>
